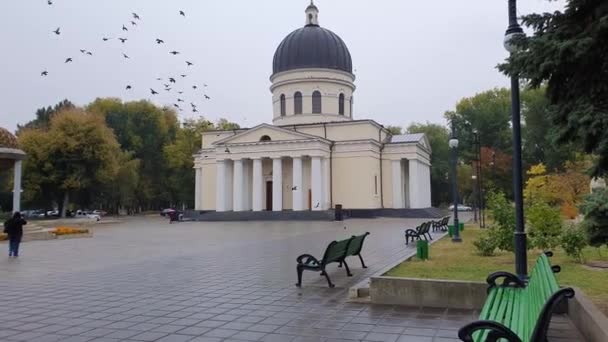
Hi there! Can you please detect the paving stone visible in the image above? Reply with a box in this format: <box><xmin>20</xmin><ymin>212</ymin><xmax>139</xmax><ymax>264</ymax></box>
<box><xmin>130</xmin><ymin>331</ymin><xmax>170</xmax><ymax>341</ymax></box>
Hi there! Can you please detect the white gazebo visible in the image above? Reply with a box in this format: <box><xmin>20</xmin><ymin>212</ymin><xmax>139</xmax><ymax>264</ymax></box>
<box><xmin>0</xmin><ymin>127</ymin><xmax>25</xmax><ymax>213</ymax></box>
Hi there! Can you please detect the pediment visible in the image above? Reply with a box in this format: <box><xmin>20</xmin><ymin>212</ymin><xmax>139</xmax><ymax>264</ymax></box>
<box><xmin>213</xmin><ymin>124</ymin><xmax>325</xmax><ymax>145</ymax></box>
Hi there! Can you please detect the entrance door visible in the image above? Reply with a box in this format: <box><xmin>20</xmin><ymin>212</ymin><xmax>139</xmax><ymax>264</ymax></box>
<box><xmin>308</xmin><ymin>189</ymin><xmax>312</xmax><ymax>210</ymax></box>
<box><xmin>266</xmin><ymin>181</ymin><xmax>273</xmax><ymax>211</ymax></box>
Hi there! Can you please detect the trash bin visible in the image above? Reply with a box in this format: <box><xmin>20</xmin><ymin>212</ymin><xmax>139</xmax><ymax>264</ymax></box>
<box><xmin>448</xmin><ymin>223</ymin><xmax>464</xmax><ymax>236</ymax></box>
<box><xmin>335</xmin><ymin>204</ymin><xmax>343</xmax><ymax>221</ymax></box>
<box><xmin>416</xmin><ymin>240</ymin><xmax>429</xmax><ymax>260</ymax></box>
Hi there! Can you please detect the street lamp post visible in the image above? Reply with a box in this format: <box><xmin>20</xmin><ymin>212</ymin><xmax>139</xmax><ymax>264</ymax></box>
<box><xmin>472</xmin><ymin>174</ymin><xmax>478</xmax><ymax>223</ymax></box>
<box><xmin>449</xmin><ymin>123</ymin><xmax>462</xmax><ymax>243</ymax></box>
<box><xmin>505</xmin><ymin>0</ymin><xmax>528</xmax><ymax>279</ymax></box>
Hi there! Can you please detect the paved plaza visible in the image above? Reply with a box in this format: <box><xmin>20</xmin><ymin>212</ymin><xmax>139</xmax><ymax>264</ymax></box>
<box><xmin>1</xmin><ymin>217</ymin><xmax>580</xmax><ymax>342</ymax></box>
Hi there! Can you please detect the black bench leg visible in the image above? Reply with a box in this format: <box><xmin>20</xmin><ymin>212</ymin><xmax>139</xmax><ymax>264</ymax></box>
<box><xmin>342</xmin><ymin>260</ymin><xmax>352</xmax><ymax>277</ymax></box>
<box><xmin>295</xmin><ymin>265</ymin><xmax>303</xmax><ymax>287</ymax></box>
<box><xmin>338</xmin><ymin>261</ymin><xmax>343</xmax><ymax>268</ymax></box>
<box><xmin>322</xmin><ymin>268</ymin><xmax>335</xmax><ymax>288</ymax></box>
<box><xmin>358</xmin><ymin>254</ymin><xmax>367</xmax><ymax>268</ymax></box>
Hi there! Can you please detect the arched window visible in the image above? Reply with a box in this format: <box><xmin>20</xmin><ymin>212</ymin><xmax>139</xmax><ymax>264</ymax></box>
<box><xmin>280</xmin><ymin>94</ymin><xmax>286</xmax><ymax>116</ymax></box>
<box><xmin>294</xmin><ymin>92</ymin><xmax>302</xmax><ymax>114</ymax></box>
<box><xmin>312</xmin><ymin>91</ymin><xmax>322</xmax><ymax>114</ymax></box>
<box><xmin>339</xmin><ymin>93</ymin><xmax>345</xmax><ymax>115</ymax></box>
<box><xmin>260</xmin><ymin>135</ymin><xmax>271</xmax><ymax>142</ymax></box>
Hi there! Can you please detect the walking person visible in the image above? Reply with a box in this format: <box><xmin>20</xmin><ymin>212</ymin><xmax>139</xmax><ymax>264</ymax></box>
<box><xmin>4</xmin><ymin>212</ymin><xmax>27</xmax><ymax>258</ymax></box>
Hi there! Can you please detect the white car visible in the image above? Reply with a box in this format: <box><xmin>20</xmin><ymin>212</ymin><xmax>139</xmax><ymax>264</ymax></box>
<box><xmin>448</xmin><ymin>204</ymin><xmax>473</xmax><ymax>212</ymax></box>
<box><xmin>75</xmin><ymin>210</ymin><xmax>101</xmax><ymax>221</ymax></box>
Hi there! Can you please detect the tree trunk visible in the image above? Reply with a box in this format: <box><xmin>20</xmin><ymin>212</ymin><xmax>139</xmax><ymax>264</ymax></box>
<box><xmin>61</xmin><ymin>192</ymin><xmax>69</xmax><ymax>218</ymax></box>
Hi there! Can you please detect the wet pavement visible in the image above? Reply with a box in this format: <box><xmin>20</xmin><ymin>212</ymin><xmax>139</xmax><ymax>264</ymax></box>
<box><xmin>0</xmin><ymin>217</ymin><xmax>581</xmax><ymax>341</ymax></box>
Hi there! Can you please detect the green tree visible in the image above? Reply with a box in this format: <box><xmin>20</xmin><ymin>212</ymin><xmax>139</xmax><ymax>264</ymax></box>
<box><xmin>164</xmin><ymin>118</ymin><xmax>215</xmax><ymax>208</ymax></box>
<box><xmin>500</xmin><ymin>0</ymin><xmax>608</xmax><ymax>176</ymax></box>
<box><xmin>406</xmin><ymin>122</ymin><xmax>450</xmax><ymax>206</ymax></box>
<box><xmin>386</xmin><ymin>125</ymin><xmax>403</xmax><ymax>135</ymax></box>
<box><xmin>87</xmin><ymin>98</ymin><xmax>180</xmax><ymax>210</ymax></box>
<box><xmin>215</xmin><ymin>118</ymin><xmax>240</xmax><ymax>131</ymax></box>
<box><xmin>17</xmin><ymin>99</ymin><xmax>75</xmax><ymax>133</ymax></box>
<box><xmin>19</xmin><ymin>109</ymin><xmax>124</xmax><ymax>217</ymax></box>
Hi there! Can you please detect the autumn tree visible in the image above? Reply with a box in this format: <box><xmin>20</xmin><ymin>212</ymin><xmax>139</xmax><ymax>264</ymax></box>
<box><xmin>19</xmin><ymin>109</ymin><xmax>124</xmax><ymax>217</ymax></box>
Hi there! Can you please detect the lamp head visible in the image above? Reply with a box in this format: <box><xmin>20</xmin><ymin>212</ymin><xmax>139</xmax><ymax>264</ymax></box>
<box><xmin>504</xmin><ymin>28</ymin><xmax>525</xmax><ymax>53</ymax></box>
<box><xmin>449</xmin><ymin>138</ymin><xmax>459</xmax><ymax>149</ymax></box>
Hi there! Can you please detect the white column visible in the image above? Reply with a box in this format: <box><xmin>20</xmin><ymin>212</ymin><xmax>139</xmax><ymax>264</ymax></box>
<box><xmin>243</xmin><ymin>160</ymin><xmax>252</xmax><ymax>211</ymax></box>
<box><xmin>195</xmin><ymin>168</ymin><xmax>202</xmax><ymax>210</ymax></box>
<box><xmin>292</xmin><ymin>157</ymin><xmax>303</xmax><ymax>211</ymax></box>
<box><xmin>322</xmin><ymin>157</ymin><xmax>330</xmax><ymax>209</ymax></box>
<box><xmin>13</xmin><ymin>160</ymin><xmax>22</xmax><ymax>213</ymax></box>
<box><xmin>233</xmin><ymin>159</ymin><xmax>244</xmax><ymax>211</ymax></box>
<box><xmin>409</xmin><ymin>159</ymin><xmax>420</xmax><ymax>209</ymax></box>
<box><xmin>216</xmin><ymin>160</ymin><xmax>226</xmax><ymax>212</ymax></box>
<box><xmin>272</xmin><ymin>157</ymin><xmax>283</xmax><ymax>211</ymax></box>
<box><xmin>311</xmin><ymin>156</ymin><xmax>322</xmax><ymax>211</ymax></box>
<box><xmin>423</xmin><ymin>163</ymin><xmax>432</xmax><ymax>207</ymax></box>
<box><xmin>252</xmin><ymin>158</ymin><xmax>264</xmax><ymax>212</ymax></box>
<box><xmin>392</xmin><ymin>160</ymin><xmax>404</xmax><ymax>209</ymax></box>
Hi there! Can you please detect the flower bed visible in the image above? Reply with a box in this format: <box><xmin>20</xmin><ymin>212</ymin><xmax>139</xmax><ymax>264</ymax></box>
<box><xmin>52</xmin><ymin>227</ymin><xmax>90</xmax><ymax>236</ymax></box>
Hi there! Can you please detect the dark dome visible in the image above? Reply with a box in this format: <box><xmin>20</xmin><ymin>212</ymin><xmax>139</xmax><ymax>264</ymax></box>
<box><xmin>273</xmin><ymin>25</ymin><xmax>353</xmax><ymax>75</ymax></box>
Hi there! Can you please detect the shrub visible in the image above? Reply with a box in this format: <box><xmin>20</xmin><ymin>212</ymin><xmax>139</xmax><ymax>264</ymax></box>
<box><xmin>580</xmin><ymin>188</ymin><xmax>608</xmax><ymax>248</ymax></box>
<box><xmin>486</xmin><ymin>192</ymin><xmax>516</xmax><ymax>252</ymax></box>
<box><xmin>560</xmin><ymin>224</ymin><xmax>587</xmax><ymax>263</ymax></box>
<box><xmin>561</xmin><ymin>202</ymin><xmax>579</xmax><ymax>219</ymax></box>
<box><xmin>473</xmin><ymin>232</ymin><xmax>497</xmax><ymax>256</ymax></box>
<box><xmin>528</xmin><ymin>202</ymin><xmax>562</xmax><ymax>250</ymax></box>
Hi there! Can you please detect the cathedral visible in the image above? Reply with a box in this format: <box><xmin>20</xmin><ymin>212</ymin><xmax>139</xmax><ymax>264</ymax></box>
<box><xmin>193</xmin><ymin>2</ymin><xmax>432</xmax><ymax>215</ymax></box>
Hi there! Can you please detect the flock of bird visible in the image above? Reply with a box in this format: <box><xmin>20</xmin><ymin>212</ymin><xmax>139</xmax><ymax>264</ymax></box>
<box><xmin>41</xmin><ymin>1</ymin><xmax>212</xmax><ymax>114</ymax></box>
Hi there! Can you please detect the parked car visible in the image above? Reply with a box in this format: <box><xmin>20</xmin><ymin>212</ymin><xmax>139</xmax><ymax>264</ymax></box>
<box><xmin>160</xmin><ymin>208</ymin><xmax>176</xmax><ymax>217</ymax></box>
<box><xmin>448</xmin><ymin>204</ymin><xmax>473</xmax><ymax>212</ymax></box>
<box><xmin>75</xmin><ymin>210</ymin><xmax>101</xmax><ymax>221</ymax></box>
<box><xmin>92</xmin><ymin>210</ymin><xmax>107</xmax><ymax>217</ymax></box>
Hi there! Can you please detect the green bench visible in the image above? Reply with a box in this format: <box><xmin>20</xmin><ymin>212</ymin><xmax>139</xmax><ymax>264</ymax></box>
<box><xmin>296</xmin><ymin>233</ymin><xmax>369</xmax><ymax>288</ymax></box>
<box><xmin>458</xmin><ymin>252</ymin><xmax>575</xmax><ymax>342</ymax></box>
<box><xmin>405</xmin><ymin>221</ymin><xmax>433</xmax><ymax>245</ymax></box>
<box><xmin>432</xmin><ymin>216</ymin><xmax>450</xmax><ymax>232</ymax></box>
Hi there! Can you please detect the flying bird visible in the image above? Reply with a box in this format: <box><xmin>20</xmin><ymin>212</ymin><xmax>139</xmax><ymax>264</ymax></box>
<box><xmin>192</xmin><ymin>85</ymin><xmax>198</xmax><ymax>89</ymax></box>
<box><xmin>180</xmin><ymin>74</ymin><xmax>187</xmax><ymax>78</ymax></box>
<box><xmin>86</xmin><ymin>51</ymin><xmax>93</xmax><ymax>56</ymax></box>
<box><xmin>156</xmin><ymin>77</ymin><xmax>162</xmax><ymax>81</ymax></box>
<box><xmin>132</xmin><ymin>12</ymin><xmax>140</xmax><ymax>20</ymax></box>
<box><xmin>65</xmin><ymin>57</ymin><xmax>73</xmax><ymax>63</ymax></box>
<box><xmin>291</xmin><ymin>186</ymin><xmax>298</xmax><ymax>191</ymax></box>
<box><xmin>204</xmin><ymin>84</ymin><xmax>208</xmax><ymax>87</ymax></box>
<box><xmin>122</xmin><ymin>53</ymin><xmax>130</xmax><ymax>59</ymax></box>
<box><xmin>173</xmin><ymin>104</ymin><xmax>180</xmax><ymax>109</ymax></box>
<box><xmin>48</xmin><ymin>0</ymin><xmax>53</xmax><ymax>5</ymax></box>
<box><xmin>169</xmin><ymin>77</ymin><xmax>176</xmax><ymax>83</ymax></box>
<box><xmin>165</xmin><ymin>88</ymin><xmax>172</xmax><ymax>91</ymax></box>
<box><xmin>119</xmin><ymin>38</ymin><xmax>128</xmax><ymax>43</ymax></box>
<box><xmin>186</xmin><ymin>61</ymin><xmax>193</xmax><ymax>66</ymax></box>
<box><xmin>156</xmin><ymin>39</ymin><xmax>164</xmax><ymax>44</ymax></box>
<box><xmin>178</xmin><ymin>91</ymin><xmax>184</xmax><ymax>94</ymax></box>
<box><xmin>126</xmin><ymin>85</ymin><xmax>132</xmax><ymax>90</ymax></box>
<box><xmin>102</xmin><ymin>37</ymin><xmax>111</xmax><ymax>41</ymax></box>
<box><xmin>169</xmin><ymin>51</ymin><xmax>180</xmax><ymax>55</ymax></box>
<box><xmin>150</xmin><ymin>88</ymin><xmax>158</xmax><ymax>95</ymax></box>
<box><xmin>122</xmin><ymin>25</ymin><xmax>128</xmax><ymax>31</ymax></box>
<box><xmin>204</xmin><ymin>95</ymin><xmax>211</xmax><ymax>100</ymax></box>
<box><xmin>193</xmin><ymin>108</ymin><xmax>198</xmax><ymax>113</ymax></box>
<box><xmin>130</xmin><ymin>21</ymin><xmax>137</xmax><ymax>26</ymax></box>
<box><xmin>53</xmin><ymin>27</ymin><xmax>61</xmax><ymax>35</ymax></box>
<box><xmin>163</xmin><ymin>83</ymin><xmax>170</xmax><ymax>88</ymax></box>
<box><xmin>80</xmin><ymin>49</ymin><xmax>86</xmax><ymax>54</ymax></box>
<box><xmin>177</xmin><ymin>98</ymin><xmax>184</xmax><ymax>102</ymax></box>
<box><xmin>41</xmin><ymin>71</ymin><xmax>48</xmax><ymax>76</ymax></box>
<box><xmin>179</xmin><ymin>10</ymin><xmax>185</xmax><ymax>17</ymax></box>
<box><xmin>190</xmin><ymin>102</ymin><xmax>196</xmax><ymax>107</ymax></box>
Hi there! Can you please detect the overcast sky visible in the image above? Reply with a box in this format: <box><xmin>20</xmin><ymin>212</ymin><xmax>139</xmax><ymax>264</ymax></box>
<box><xmin>0</xmin><ymin>0</ymin><xmax>563</xmax><ymax>133</ymax></box>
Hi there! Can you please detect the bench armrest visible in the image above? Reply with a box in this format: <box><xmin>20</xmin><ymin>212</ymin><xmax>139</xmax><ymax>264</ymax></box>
<box><xmin>486</xmin><ymin>271</ymin><xmax>525</xmax><ymax>292</ymax></box>
<box><xmin>297</xmin><ymin>254</ymin><xmax>320</xmax><ymax>266</ymax></box>
<box><xmin>404</xmin><ymin>228</ymin><xmax>418</xmax><ymax>235</ymax></box>
<box><xmin>458</xmin><ymin>320</ymin><xmax>523</xmax><ymax>342</ymax></box>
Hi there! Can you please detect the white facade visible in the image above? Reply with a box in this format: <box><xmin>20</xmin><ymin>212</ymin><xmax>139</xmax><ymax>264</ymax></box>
<box><xmin>192</xmin><ymin>3</ymin><xmax>432</xmax><ymax>212</ymax></box>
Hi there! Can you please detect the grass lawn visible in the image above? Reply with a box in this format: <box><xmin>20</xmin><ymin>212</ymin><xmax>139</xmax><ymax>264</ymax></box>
<box><xmin>386</xmin><ymin>225</ymin><xmax>608</xmax><ymax>315</ymax></box>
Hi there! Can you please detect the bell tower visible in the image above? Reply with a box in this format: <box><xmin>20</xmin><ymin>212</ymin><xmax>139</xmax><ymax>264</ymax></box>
<box><xmin>305</xmin><ymin>1</ymin><xmax>319</xmax><ymax>26</ymax></box>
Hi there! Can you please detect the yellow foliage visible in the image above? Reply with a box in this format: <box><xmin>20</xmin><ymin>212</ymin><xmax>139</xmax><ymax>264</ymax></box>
<box><xmin>525</xmin><ymin>162</ymin><xmax>590</xmax><ymax>213</ymax></box>
<box><xmin>52</xmin><ymin>227</ymin><xmax>89</xmax><ymax>235</ymax></box>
